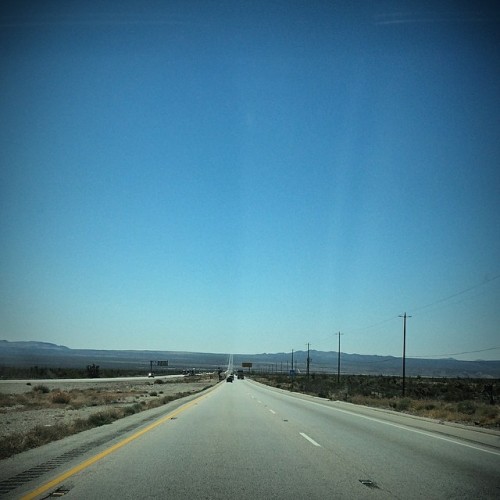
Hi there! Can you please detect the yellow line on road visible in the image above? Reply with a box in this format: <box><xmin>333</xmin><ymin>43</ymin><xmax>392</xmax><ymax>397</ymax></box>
<box><xmin>22</xmin><ymin>387</ymin><xmax>218</xmax><ymax>500</ymax></box>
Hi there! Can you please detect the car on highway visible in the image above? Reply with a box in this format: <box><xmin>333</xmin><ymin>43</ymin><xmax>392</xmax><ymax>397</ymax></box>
<box><xmin>226</xmin><ymin>375</ymin><xmax>234</xmax><ymax>382</ymax></box>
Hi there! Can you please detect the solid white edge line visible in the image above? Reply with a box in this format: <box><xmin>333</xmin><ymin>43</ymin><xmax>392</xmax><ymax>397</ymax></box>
<box><xmin>309</xmin><ymin>401</ymin><xmax>500</xmax><ymax>457</ymax></box>
<box><xmin>251</xmin><ymin>382</ymin><xmax>500</xmax><ymax>457</ymax></box>
<box><xmin>300</xmin><ymin>432</ymin><xmax>321</xmax><ymax>447</ymax></box>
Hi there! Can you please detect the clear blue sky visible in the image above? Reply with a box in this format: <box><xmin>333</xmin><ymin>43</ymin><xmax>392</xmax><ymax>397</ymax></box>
<box><xmin>1</xmin><ymin>1</ymin><xmax>499</xmax><ymax>361</ymax></box>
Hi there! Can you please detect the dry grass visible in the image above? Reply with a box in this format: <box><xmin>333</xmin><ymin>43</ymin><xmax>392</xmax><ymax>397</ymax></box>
<box><xmin>347</xmin><ymin>395</ymin><xmax>499</xmax><ymax>427</ymax></box>
<box><xmin>255</xmin><ymin>374</ymin><xmax>499</xmax><ymax>429</ymax></box>
<box><xmin>1</xmin><ymin>386</ymin><xmax>132</xmax><ymax>410</ymax></box>
<box><xmin>0</xmin><ymin>380</ymin><xmax>215</xmax><ymax>459</ymax></box>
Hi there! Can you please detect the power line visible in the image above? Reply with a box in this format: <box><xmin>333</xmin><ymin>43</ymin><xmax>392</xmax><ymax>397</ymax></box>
<box><xmin>360</xmin><ymin>356</ymin><xmax>400</xmax><ymax>364</ymax></box>
<box><xmin>409</xmin><ymin>346</ymin><xmax>500</xmax><ymax>359</ymax></box>
<box><xmin>306</xmin><ymin>274</ymin><xmax>500</xmax><ymax>358</ymax></box>
<box><xmin>411</xmin><ymin>273</ymin><xmax>500</xmax><ymax>314</ymax></box>
<box><xmin>346</xmin><ymin>315</ymin><xmax>400</xmax><ymax>333</ymax></box>
<box><xmin>343</xmin><ymin>273</ymin><xmax>500</xmax><ymax>334</ymax></box>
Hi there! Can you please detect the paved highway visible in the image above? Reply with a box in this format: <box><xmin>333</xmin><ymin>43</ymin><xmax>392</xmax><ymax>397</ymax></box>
<box><xmin>4</xmin><ymin>378</ymin><xmax>499</xmax><ymax>499</ymax></box>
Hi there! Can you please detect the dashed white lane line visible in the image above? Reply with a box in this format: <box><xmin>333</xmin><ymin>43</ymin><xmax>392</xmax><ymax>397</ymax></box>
<box><xmin>303</xmin><ymin>399</ymin><xmax>500</xmax><ymax>457</ymax></box>
<box><xmin>269</xmin><ymin>409</ymin><xmax>276</xmax><ymax>414</ymax></box>
<box><xmin>300</xmin><ymin>432</ymin><xmax>321</xmax><ymax>447</ymax></box>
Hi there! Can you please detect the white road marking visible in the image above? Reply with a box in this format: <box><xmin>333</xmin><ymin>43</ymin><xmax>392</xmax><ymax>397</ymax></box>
<box><xmin>309</xmin><ymin>401</ymin><xmax>500</xmax><ymax>456</ymax></box>
<box><xmin>300</xmin><ymin>432</ymin><xmax>321</xmax><ymax>447</ymax></box>
<box><xmin>248</xmin><ymin>383</ymin><xmax>500</xmax><ymax>461</ymax></box>
<box><xmin>253</xmin><ymin>384</ymin><xmax>500</xmax><ymax>457</ymax></box>
<box><xmin>269</xmin><ymin>409</ymin><xmax>276</xmax><ymax>414</ymax></box>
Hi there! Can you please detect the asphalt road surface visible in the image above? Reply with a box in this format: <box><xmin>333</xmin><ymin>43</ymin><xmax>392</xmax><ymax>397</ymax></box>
<box><xmin>3</xmin><ymin>379</ymin><xmax>499</xmax><ymax>499</ymax></box>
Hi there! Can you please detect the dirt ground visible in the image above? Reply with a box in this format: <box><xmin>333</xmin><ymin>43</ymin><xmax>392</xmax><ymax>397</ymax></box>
<box><xmin>0</xmin><ymin>376</ymin><xmax>218</xmax><ymax>439</ymax></box>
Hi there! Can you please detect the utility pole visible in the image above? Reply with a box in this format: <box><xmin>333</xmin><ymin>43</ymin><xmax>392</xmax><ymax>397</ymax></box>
<box><xmin>291</xmin><ymin>349</ymin><xmax>294</xmax><ymax>373</ymax></box>
<box><xmin>335</xmin><ymin>331</ymin><xmax>344</xmax><ymax>383</ymax></box>
<box><xmin>306</xmin><ymin>343</ymin><xmax>310</xmax><ymax>378</ymax></box>
<box><xmin>399</xmin><ymin>312</ymin><xmax>412</xmax><ymax>396</ymax></box>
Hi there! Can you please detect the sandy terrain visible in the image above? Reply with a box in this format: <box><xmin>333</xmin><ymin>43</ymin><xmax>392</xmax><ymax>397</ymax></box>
<box><xmin>0</xmin><ymin>376</ymin><xmax>218</xmax><ymax>439</ymax></box>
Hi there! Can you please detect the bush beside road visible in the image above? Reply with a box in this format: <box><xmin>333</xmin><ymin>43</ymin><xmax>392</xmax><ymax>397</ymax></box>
<box><xmin>0</xmin><ymin>376</ymin><xmax>217</xmax><ymax>459</ymax></box>
<box><xmin>254</xmin><ymin>373</ymin><xmax>499</xmax><ymax>429</ymax></box>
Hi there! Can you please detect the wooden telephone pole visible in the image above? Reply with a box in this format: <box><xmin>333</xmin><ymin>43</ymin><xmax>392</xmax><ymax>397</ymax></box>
<box><xmin>399</xmin><ymin>313</ymin><xmax>411</xmax><ymax>396</ymax></box>
<box><xmin>335</xmin><ymin>332</ymin><xmax>344</xmax><ymax>383</ymax></box>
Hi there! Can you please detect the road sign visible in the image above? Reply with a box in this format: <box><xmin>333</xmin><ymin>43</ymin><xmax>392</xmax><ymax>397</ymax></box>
<box><xmin>157</xmin><ymin>360</ymin><xmax>168</xmax><ymax>366</ymax></box>
<box><xmin>242</xmin><ymin>362</ymin><xmax>252</xmax><ymax>368</ymax></box>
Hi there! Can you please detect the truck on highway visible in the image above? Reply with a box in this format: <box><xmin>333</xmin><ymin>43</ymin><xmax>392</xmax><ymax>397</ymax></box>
<box><xmin>237</xmin><ymin>369</ymin><xmax>244</xmax><ymax>380</ymax></box>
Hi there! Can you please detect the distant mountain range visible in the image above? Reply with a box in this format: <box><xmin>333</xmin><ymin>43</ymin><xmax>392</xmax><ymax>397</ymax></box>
<box><xmin>1</xmin><ymin>340</ymin><xmax>499</xmax><ymax>378</ymax></box>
